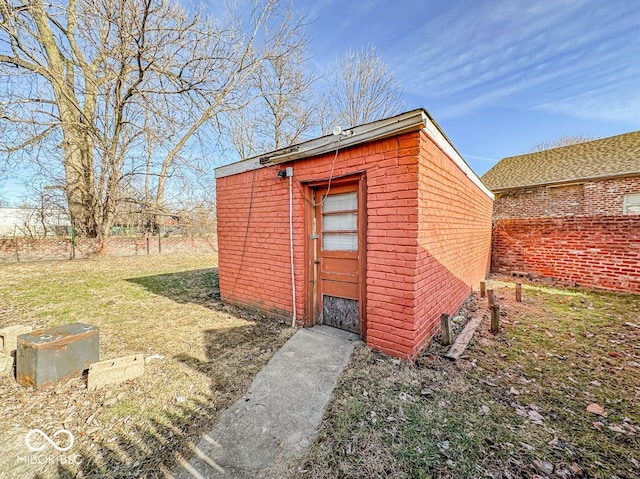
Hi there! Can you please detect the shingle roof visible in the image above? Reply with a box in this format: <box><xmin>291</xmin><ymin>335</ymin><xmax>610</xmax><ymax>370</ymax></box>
<box><xmin>481</xmin><ymin>131</ymin><xmax>640</xmax><ymax>191</ymax></box>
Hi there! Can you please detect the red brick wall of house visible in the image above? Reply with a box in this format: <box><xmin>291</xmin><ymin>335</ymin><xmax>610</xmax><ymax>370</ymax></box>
<box><xmin>493</xmin><ymin>176</ymin><xmax>640</xmax><ymax>220</ymax></box>
<box><xmin>216</xmin><ymin>131</ymin><xmax>493</xmax><ymax>358</ymax></box>
<box><xmin>414</xmin><ymin>130</ymin><xmax>494</xmax><ymax>353</ymax></box>
<box><xmin>492</xmin><ymin>217</ymin><xmax>640</xmax><ymax>293</ymax></box>
<box><xmin>491</xmin><ymin>176</ymin><xmax>640</xmax><ymax>293</ymax></box>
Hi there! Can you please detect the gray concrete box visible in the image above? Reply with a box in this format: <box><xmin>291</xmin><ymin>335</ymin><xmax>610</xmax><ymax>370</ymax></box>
<box><xmin>16</xmin><ymin>323</ymin><xmax>99</xmax><ymax>389</ymax></box>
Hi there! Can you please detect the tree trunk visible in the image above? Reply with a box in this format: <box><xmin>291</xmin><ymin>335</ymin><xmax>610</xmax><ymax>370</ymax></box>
<box><xmin>62</xmin><ymin>128</ymin><xmax>100</xmax><ymax>238</ymax></box>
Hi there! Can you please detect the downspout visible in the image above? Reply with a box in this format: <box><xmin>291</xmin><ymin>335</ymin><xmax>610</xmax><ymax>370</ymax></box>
<box><xmin>288</xmin><ymin>169</ymin><xmax>297</xmax><ymax>327</ymax></box>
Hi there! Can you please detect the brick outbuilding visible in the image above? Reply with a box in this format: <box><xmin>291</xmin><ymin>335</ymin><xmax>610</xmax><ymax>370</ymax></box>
<box><xmin>215</xmin><ymin>109</ymin><xmax>494</xmax><ymax>358</ymax></box>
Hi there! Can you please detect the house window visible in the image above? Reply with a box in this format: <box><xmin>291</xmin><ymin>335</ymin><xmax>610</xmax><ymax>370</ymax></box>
<box><xmin>624</xmin><ymin>193</ymin><xmax>640</xmax><ymax>214</ymax></box>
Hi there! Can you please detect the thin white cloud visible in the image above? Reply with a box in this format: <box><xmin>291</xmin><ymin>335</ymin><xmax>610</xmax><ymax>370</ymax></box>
<box><xmin>463</xmin><ymin>154</ymin><xmax>499</xmax><ymax>162</ymax></box>
<box><xmin>384</xmin><ymin>0</ymin><xmax>639</xmax><ymax>124</ymax></box>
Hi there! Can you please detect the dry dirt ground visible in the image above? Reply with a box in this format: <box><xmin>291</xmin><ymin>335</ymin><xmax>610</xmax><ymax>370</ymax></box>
<box><xmin>293</xmin><ymin>279</ymin><xmax>640</xmax><ymax>479</ymax></box>
<box><xmin>0</xmin><ymin>254</ymin><xmax>294</xmax><ymax>478</ymax></box>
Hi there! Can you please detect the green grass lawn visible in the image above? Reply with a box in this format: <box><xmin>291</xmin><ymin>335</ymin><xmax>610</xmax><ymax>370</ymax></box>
<box><xmin>294</xmin><ymin>281</ymin><xmax>640</xmax><ymax>479</ymax></box>
<box><xmin>0</xmin><ymin>254</ymin><xmax>294</xmax><ymax>478</ymax></box>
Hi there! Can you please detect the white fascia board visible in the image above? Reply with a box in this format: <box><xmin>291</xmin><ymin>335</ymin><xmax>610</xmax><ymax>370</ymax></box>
<box><xmin>215</xmin><ymin>109</ymin><xmax>428</xmax><ymax>179</ymax></box>
<box><xmin>215</xmin><ymin>109</ymin><xmax>495</xmax><ymax>201</ymax></box>
<box><xmin>422</xmin><ymin>118</ymin><xmax>495</xmax><ymax>200</ymax></box>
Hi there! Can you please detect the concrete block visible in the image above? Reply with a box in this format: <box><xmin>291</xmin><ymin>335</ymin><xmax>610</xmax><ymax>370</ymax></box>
<box><xmin>0</xmin><ymin>352</ymin><xmax>13</xmax><ymax>376</ymax></box>
<box><xmin>0</xmin><ymin>325</ymin><xmax>33</xmax><ymax>354</ymax></box>
<box><xmin>87</xmin><ymin>354</ymin><xmax>144</xmax><ymax>391</ymax></box>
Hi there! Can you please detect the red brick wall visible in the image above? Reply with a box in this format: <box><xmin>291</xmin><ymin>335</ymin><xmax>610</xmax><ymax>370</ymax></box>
<box><xmin>414</xmin><ymin>130</ymin><xmax>494</xmax><ymax>354</ymax></box>
<box><xmin>217</xmin><ymin>131</ymin><xmax>493</xmax><ymax>358</ymax></box>
<box><xmin>494</xmin><ymin>176</ymin><xmax>640</xmax><ymax>220</ymax></box>
<box><xmin>491</xmin><ymin>176</ymin><xmax>640</xmax><ymax>293</ymax></box>
<box><xmin>492</xmin><ymin>217</ymin><xmax>640</xmax><ymax>293</ymax></box>
<box><xmin>217</xmin><ymin>134</ymin><xmax>424</xmax><ymax>341</ymax></box>
<box><xmin>364</xmin><ymin>134</ymin><xmax>421</xmax><ymax>358</ymax></box>
<box><xmin>0</xmin><ymin>236</ymin><xmax>217</xmax><ymax>263</ymax></box>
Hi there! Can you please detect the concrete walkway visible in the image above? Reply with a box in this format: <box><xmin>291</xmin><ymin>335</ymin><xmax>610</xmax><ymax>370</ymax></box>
<box><xmin>174</xmin><ymin>326</ymin><xmax>359</xmax><ymax>479</ymax></box>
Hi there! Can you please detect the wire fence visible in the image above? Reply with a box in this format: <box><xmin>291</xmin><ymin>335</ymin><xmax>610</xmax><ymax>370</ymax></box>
<box><xmin>0</xmin><ymin>233</ymin><xmax>218</xmax><ymax>263</ymax></box>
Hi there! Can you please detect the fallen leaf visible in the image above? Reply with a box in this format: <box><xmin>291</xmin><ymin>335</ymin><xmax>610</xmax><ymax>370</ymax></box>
<box><xmin>608</xmin><ymin>351</ymin><xmax>622</xmax><ymax>358</ymax></box>
<box><xmin>571</xmin><ymin>462</ymin><xmax>583</xmax><ymax>476</ymax></box>
<box><xmin>586</xmin><ymin>403</ymin><xmax>608</xmax><ymax>417</ymax></box>
<box><xmin>478</xmin><ymin>405</ymin><xmax>490</xmax><ymax>416</ymax></box>
<box><xmin>528</xmin><ymin>410</ymin><xmax>544</xmax><ymax>423</ymax></box>
<box><xmin>545</xmin><ymin>331</ymin><xmax>553</xmax><ymax>338</ymax></box>
<box><xmin>592</xmin><ymin>421</ymin><xmax>603</xmax><ymax>431</ymax></box>
<box><xmin>533</xmin><ymin>459</ymin><xmax>554</xmax><ymax>474</ymax></box>
<box><xmin>548</xmin><ymin>437</ymin><xmax>565</xmax><ymax>450</ymax></box>
<box><xmin>608</xmin><ymin>425</ymin><xmax>626</xmax><ymax>433</ymax></box>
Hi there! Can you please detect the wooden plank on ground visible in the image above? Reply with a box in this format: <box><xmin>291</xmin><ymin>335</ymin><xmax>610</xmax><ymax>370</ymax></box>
<box><xmin>87</xmin><ymin>354</ymin><xmax>144</xmax><ymax>391</ymax></box>
<box><xmin>444</xmin><ymin>314</ymin><xmax>484</xmax><ymax>361</ymax></box>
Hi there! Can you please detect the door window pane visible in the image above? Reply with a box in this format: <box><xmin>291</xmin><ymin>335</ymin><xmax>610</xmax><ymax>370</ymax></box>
<box><xmin>323</xmin><ymin>233</ymin><xmax>358</xmax><ymax>251</ymax></box>
<box><xmin>323</xmin><ymin>212</ymin><xmax>357</xmax><ymax>231</ymax></box>
<box><xmin>323</xmin><ymin>192</ymin><xmax>357</xmax><ymax>213</ymax></box>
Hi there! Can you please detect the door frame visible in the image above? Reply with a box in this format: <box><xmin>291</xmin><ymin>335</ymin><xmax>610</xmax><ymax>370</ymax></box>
<box><xmin>304</xmin><ymin>173</ymin><xmax>367</xmax><ymax>338</ymax></box>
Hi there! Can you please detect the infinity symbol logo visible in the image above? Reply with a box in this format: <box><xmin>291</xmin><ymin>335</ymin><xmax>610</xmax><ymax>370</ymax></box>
<box><xmin>25</xmin><ymin>429</ymin><xmax>74</xmax><ymax>452</ymax></box>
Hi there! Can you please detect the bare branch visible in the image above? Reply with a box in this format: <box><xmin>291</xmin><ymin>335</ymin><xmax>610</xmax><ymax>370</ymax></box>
<box><xmin>328</xmin><ymin>45</ymin><xmax>406</xmax><ymax>129</ymax></box>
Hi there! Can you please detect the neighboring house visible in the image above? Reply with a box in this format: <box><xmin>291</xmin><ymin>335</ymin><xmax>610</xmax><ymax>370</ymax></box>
<box><xmin>482</xmin><ymin>131</ymin><xmax>640</xmax><ymax>293</ymax></box>
<box><xmin>0</xmin><ymin>207</ymin><xmax>70</xmax><ymax>237</ymax></box>
<box><xmin>215</xmin><ymin>109</ymin><xmax>494</xmax><ymax>359</ymax></box>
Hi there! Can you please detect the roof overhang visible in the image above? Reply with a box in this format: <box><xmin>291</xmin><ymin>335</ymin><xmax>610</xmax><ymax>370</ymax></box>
<box><xmin>490</xmin><ymin>171</ymin><xmax>640</xmax><ymax>193</ymax></box>
<box><xmin>215</xmin><ymin>108</ymin><xmax>494</xmax><ymax>200</ymax></box>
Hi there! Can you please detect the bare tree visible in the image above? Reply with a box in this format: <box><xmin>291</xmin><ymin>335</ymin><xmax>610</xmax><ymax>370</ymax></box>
<box><xmin>528</xmin><ymin>135</ymin><xmax>597</xmax><ymax>152</ymax></box>
<box><xmin>225</xmin><ymin>10</ymin><xmax>318</xmax><ymax>158</ymax></box>
<box><xmin>327</xmin><ymin>45</ymin><xmax>405</xmax><ymax>129</ymax></box>
<box><xmin>0</xmin><ymin>0</ymin><xmax>300</xmax><ymax>239</ymax></box>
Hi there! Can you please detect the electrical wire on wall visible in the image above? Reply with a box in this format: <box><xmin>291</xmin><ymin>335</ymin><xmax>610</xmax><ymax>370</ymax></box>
<box><xmin>317</xmin><ymin>147</ymin><xmax>340</xmax><ymax>206</ymax></box>
<box><xmin>229</xmin><ymin>164</ymin><xmax>257</xmax><ymax>298</ymax></box>
<box><xmin>295</xmin><ymin>142</ymin><xmax>342</xmax><ymax>209</ymax></box>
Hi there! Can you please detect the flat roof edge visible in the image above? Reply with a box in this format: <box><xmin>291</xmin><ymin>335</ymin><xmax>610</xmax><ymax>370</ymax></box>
<box><xmin>215</xmin><ymin>109</ymin><xmax>428</xmax><ymax>179</ymax></box>
<box><xmin>215</xmin><ymin>108</ymin><xmax>494</xmax><ymax>201</ymax></box>
<box><xmin>421</xmin><ymin>117</ymin><xmax>494</xmax><ymax>200</ymax></box>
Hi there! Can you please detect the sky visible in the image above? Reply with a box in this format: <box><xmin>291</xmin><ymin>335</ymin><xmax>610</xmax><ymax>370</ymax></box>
<box><xmin>297</xmin><ymin>0</ymin><xmax>640</xmax><ymax>175</ymax></box>
<box><xmin>1</xmin><ymin>0</ymin><xmax>638</xmax><ymax>204</ymax></box>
